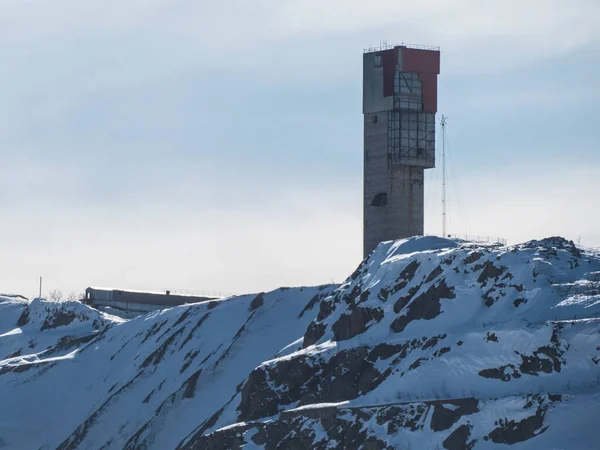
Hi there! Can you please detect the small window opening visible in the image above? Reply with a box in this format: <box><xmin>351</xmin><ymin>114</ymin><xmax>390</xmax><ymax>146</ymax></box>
<box><xmin>372</xmin><ymin>115</ymin><xmax>378</xmax><ymax>123</ymax></box>
<box><xmin>374</xmin><ymin>55</ymin><xmax>382</xmax><ymax>68</ymax></box>
<box><xmin>370</xmin><ymin>192</ymin><xmax>387</xmax><ymax>207</ymax></box>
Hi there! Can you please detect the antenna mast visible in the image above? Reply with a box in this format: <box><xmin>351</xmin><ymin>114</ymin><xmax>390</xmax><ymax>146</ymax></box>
<box><xmin>441</xmin><ymin>115</ymin><xmax>447</xmax><ymax>237</ymax></box>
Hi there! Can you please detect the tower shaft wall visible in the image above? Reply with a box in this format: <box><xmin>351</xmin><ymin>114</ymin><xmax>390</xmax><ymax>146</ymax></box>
<box><xmin>363</xmin><ymin>45</ymin><xmax>440</xmax><ymax>257</ymax></box>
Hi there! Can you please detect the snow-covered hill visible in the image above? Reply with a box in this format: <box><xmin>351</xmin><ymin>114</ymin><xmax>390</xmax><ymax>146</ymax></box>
<box><xmin>1</xmin><ymin>236</ymin><xmax>599</xmax><ymax>449</ymax></box>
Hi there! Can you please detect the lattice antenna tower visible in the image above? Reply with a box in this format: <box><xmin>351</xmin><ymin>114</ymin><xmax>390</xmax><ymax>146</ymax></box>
<box><xmin>440</xmin><ymin>115</ymin><xmax>448</xmax><ymax>237</ymax></box>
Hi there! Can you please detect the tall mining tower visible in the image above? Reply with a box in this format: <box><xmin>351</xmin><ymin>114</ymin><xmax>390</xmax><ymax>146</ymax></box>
<box><xmin>363</xmin><ymin>44</ymin><xmax>441</xmax><ymax>257</ymax></box>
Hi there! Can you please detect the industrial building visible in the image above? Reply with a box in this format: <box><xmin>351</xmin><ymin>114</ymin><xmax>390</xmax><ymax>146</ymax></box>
<box><xmin>363</xmin><ymin>43</ymin><xmax>441</xmax><ymax>257</ymax></box>
<box><xmin>84</xmin><ymin>287</ymin><xmax>217</xmax><ymax>314</ymax></box>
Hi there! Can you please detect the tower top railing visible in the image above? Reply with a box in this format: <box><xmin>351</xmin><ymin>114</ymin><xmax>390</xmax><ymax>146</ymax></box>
<box><xmin>364</xmin><ymin>42</ymin><xmax>440</xmax><ymax>53</ymax></box>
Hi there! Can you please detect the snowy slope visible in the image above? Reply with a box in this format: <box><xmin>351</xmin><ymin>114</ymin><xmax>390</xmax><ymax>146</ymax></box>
<box><xmin>1</xmin><ymin>236</ymin><xmax>600</xmax><ymax>449</ymax></box>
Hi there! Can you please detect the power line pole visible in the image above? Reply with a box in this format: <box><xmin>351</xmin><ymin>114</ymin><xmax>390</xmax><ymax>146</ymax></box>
<box><xmin>441</xmin><ymin>115</ymin><xmax>447</xmax><ymax>238</ymax></box>
<box><xmin>39</xmin><ymin>276</ymin><xmax>42</xmax><ymax>299</ymax></box>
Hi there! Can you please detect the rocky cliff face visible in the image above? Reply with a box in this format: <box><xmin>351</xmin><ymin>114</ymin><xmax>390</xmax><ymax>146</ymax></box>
<box><xmin>1</xmin><ymin>237</ymin><xmax>599</xmax><ymax>449</ymax></box>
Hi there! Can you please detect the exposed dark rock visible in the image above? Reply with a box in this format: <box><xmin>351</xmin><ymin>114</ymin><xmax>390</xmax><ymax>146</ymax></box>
<box><xmin>182</xmin><ymin>369</ymin><xmax>203</xmax><ymax>399</ymax></box>
<box><xmin>180</xmin><ymin>350</ymin><xmax>199</xmax><ymax>374</ymax></box>
<box><xmin>442</xmin><ymin>256</ymin><xmax>456</xmax><ymax>265</ymax></box>
<box><xmin>238</xmin><ymin>344</ymin><xmax>405</xmax><ymax>422</ymax></box>
<box><xmin>185</xmin><ymin>405</ymin><xmax>399</xmax><ymax>450</ymax></box>
<box><xmin>464</xmin><ymin>251</ymin><xmax>484</xmax><ymax>265</ymax></box>
<box><xmin>433</xmin><ymin>347</ymin><xmax>451</xmax><ymax>358</ymax></box>
<box><xmin>377</xmin><ymin>288</ymin><xmax>389</xmax><ymax>302</ymax></box>
<box><xmin>376</xmin><ymin>404</ymin><xmax>427</xmax><ymax>433</ymax></box>
<box><xmin>393</xmin><ymin>285</ymin><xmax>420</xmax><ymax>313</ymax></box>
<box><xmin>0</xmin><ymin>361</ymin><xmax>56</xmax><ymax>376</ymax></box>
<box><xmin>249</xmin><ymin>293</ymin><xmax>265</xmax><ymax>312</ymax></box>
<box><xmin>41</xmin><ymin>309</ymin><xmax>77</xmax><ymax>331</ymax></box>
<box><xmin>298</xmin><ymin>293</ymin><xmax>325</xmax><ymax>318</ymax></box>
<box><xmin>342</xmin><ymin>284</ymin><xmax>363</xmax><ymax>305</ymax></box>
<box><xmin>391</xmin><ymin>280</ymin><xmax>456</xmax><ymax>333</ymax></box>
<box><xmin>350</xmin><ymin>258</ymin><xmax>368</xmax><ymax>281</ymax></box>
<box><xmin>48</xmin><ymin>334</ymin><xmax>99</xmax><ymax>356</ymax></box>
<box><xmin>483</xmin><ymin>288</ymin><xmax>499</xmax><ymax>307</ymax></box>
<box><xmin>513</xmin><ymin>297</ymin><xmax>527</xmax><ymax>307</ymax></box>
<box><xmin>397</xmin><ymin>261</ymin><xmax>421</xmax><ymax>284</ymax></box>
<box><xmin>409</xmin><ymin>357</ymin><xmax>425</xmax><ymax>370</ymax></box>
<box><xmin>422</xmin><ymin>334</ymin><xmax>446</xmax><ymax>350</ymax></box>
<box><xmin>5</xmin><ymin>349</ymin><xmax>22</xmax><ymax>359</ymax></box>
<box><xmin>426</xmin><ymin>265</ymin><xmax>444</xmax><ymax>283</ymax></box>
<box><xmin>358</xmin><ymin>289</ymin><xmax>371</xmax><ymax>304</ymax></box>
<box><xmin>486</xmin><ymin>332</ymin><xmax>498</xmax><ymax>343</ymax></box>
<box><xmin>431</xmin><ymin>398</ymin><xmax>479</xmax><ymax>432</ymax></box>
<box><xmin>479</xmin><ymin>364</ymin><xmax>521</xmax><ymax>382</ymax></box>
<box><xmin>317</xmin><ymin>299</ymin><xmax>335</xmax><ymax>321</ymax></box>
<box><xmin>303</xmin><ymin>321</ymin><xmax>326</xmax><ymax>348</ymax></box>
<box><xmin>141</xmin><ymin>319</ymin><xmax>169</xmax><ymax>345</ymax></box>
<box><xmin>443</xmin><ymin>424</ymin><xmax>475</xmax><ymax>450</ymax></box>
<box><xmin>141</xmin><ymin>327</ymin><xmax>186</xmax><ymax>369</ymax></box>
<box><xmin>332</xmin><ymin>307</ymin><xmax>383</xmax><ymax>341</ymax></box>
<box><xmin>173</xmin><ymin>307</ymin><xmax>192</xmax><ymax>327</ymax></box>
<box><xmin>484</xmin><ymin>405</ymin><xmax>548</xmax><ymax>444</ymax></box>
<box><xmin>238</xmin><ymin>368</ymin><xmax>283</xmax><ymax>420</ymax></box>
<box><xmin>142</xmin><ymin>391</ymin><xmax>153</xmax><ymax>404</ymax></box>
<box><xmin>16</xmin><ymin>308</ymin><xmax>30</xmax><ymax>326</ymax></box>
<box><xmin>519</xmin><ymin>354</ymin><xmax>553</xmax><ymax>375</ymax></box>
<box><xmin>477</xmin><ymin>262</ymin><xmax>506</xmax><ymax>287</ymax></box>
<box><xmin>366</xmin><ymin>343</ymin><xmax>405</xmax><ymax>361</ymax></box>
<box><xmin>381</xmin><ymin>261</ymin><xmax>422</xmax><ymax>302</ymax></box>
<box><xmin>480</xmin><ymin>339</ymin><xmax>564</xmax><ymax>382</ymax></box>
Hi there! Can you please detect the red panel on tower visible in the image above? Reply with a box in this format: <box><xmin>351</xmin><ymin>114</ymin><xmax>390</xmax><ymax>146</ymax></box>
<box><xmin>400</xmin><ymin>47</ymin><xmax>440</xmax><ymax>114</ymax></box>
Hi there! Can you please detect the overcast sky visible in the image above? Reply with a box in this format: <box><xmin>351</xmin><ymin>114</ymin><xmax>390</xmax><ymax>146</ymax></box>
<box><xmin>1</xmin><ymin>0</ymin><xmax>599</xmax><ymax>298</ymax></box>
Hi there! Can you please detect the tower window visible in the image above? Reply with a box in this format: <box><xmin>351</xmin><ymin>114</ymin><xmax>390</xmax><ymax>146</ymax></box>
<box><xmin>374</xmin><ymin>55</ymin><xmax>382</xmax><ymax>68</ymax></box>
<box><xmin>371</xmin><ymin>192</ymin><xmax>387</xmax><ymax>207</ymax></box>
<box><xmin>372</xmin><ymin>115</ymin><xmax>378</xmax><ymax>123</ymax></box>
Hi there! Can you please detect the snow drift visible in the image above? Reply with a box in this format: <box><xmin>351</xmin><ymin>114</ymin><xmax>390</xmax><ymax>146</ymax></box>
<box><xmin>1</xmin><ymin>236</ymin><xmax>599</xmax><ymax>449</ymax></box>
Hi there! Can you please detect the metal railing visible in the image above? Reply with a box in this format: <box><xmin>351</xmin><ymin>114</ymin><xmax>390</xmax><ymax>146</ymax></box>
<box><xmin>161</xmin><ymin>288</ymin><xmax>236</xmax><ymax>299</ymax></box>
<box><xmin>446</xmin><ymin>234</ymin><xmax>507</xmax><ymax>246</ymax></box>
<box><xmin>426</xmin><ymin>234</ymin><xmax>507</xmax><ymax>246</ymax></box>
<box><xmin>364</xmin><ymin>42</ymin><xmax>440</xmax><ymax>53</ymax></box>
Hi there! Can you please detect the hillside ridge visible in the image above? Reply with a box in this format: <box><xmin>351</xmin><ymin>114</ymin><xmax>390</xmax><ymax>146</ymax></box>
<box><xmin>1</xmin><ymin>236</ymin><xmax>599</xmax><ymax>449</ymax></box>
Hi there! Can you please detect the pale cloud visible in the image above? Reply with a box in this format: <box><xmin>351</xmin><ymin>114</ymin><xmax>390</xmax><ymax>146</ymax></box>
<box><xmin>2</xmin><ymin>0</ymin><xmax>599</xmax><ymax>75</ymax></box>
<box><xmin>3</xmin><ymin>161</ymin><xmax>598</xmax><ymax>299</ymax></box>
<box><xmin>0</xmin><ymin>184</ymin><xmax>362</xmax><ymax>298</ymax></box>
<box><xmin>425</xmin><ymin>163</ymin><xmax>600</xmax><ymax>246</ymax></box>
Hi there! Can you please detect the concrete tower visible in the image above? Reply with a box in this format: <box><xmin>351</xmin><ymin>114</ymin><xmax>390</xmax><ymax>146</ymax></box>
<box><xmin>363</xmin><ymin>44</ymin><xmax>441</xmax><ymax>257</ymax></box>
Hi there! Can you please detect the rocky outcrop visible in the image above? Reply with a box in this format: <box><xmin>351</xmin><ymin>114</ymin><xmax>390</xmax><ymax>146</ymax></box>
<box><xmin>2</xmin><ymin>237</ymin><xmax>600</xmax><ymax>449</ymax></box>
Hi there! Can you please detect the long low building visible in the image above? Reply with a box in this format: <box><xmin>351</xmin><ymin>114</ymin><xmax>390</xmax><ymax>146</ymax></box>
<box><xmin>84</xmin><ymin>287</ymin><xmax>218</xmax><ymax>314</ymax></box>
